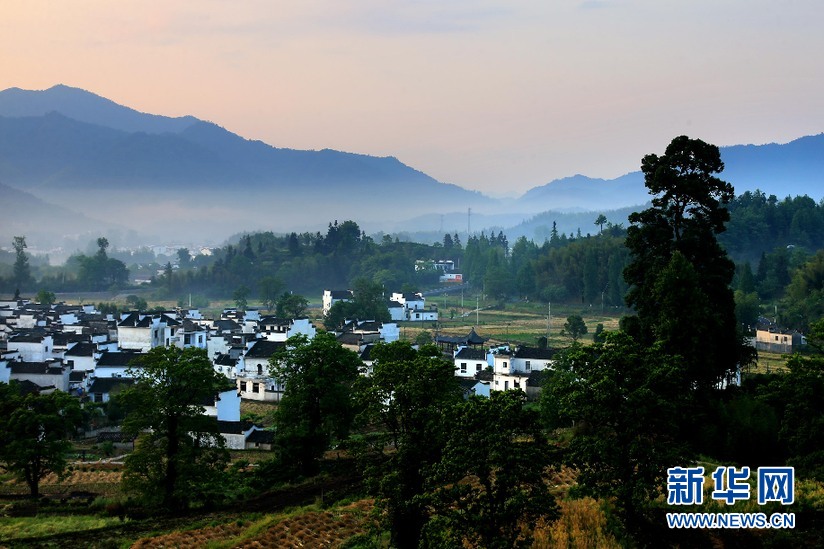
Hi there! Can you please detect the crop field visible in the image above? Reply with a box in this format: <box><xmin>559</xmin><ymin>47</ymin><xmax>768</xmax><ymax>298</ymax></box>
<box><xmin>131</xmin><ymin>500</ymin><xmax>373</xmax><ymax>548</ymax></box>
<box><xmin>0</xmin><ymin>463</ymin><xmax>123</xmax><ymax>497</ymax></box>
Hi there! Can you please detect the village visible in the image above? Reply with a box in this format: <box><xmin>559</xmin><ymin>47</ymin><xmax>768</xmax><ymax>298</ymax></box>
<box><xmin>0</xmin><ymin>283</ymin><xmax>568</xmax><ymax>452</ymax></box>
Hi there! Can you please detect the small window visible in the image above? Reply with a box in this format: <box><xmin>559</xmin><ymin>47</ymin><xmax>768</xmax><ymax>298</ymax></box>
<box><xmin>504</xmin><ymin>381</ymin><xmax>509</xmax><ymax>390</ymax></box>
<box><xmin>476</xmin><ymin>364</ymin><xmax>482</xmax><ymax>372</ymax></box>
<box><xmin>253</xmin><ymin>383</ymin><xmax>260</xmax><ymax>393</ymax></box>
<box><xmin>775</xmin><ymin>335</ymin><xmax>779</xmax><ymax>341</ymax></box>
<box><xmin>525</xmin><ymin>360</ymin><xmax>531</xmax><ymax>371</ymax></box>
<box><xmin>460</xmin><ymin>362</ymin><xmax>467</xmax><ymax>372</ymax></box>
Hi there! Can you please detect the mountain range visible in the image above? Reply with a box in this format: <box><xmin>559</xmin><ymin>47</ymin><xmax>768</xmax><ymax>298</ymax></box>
<box><xmin>0</xmin><ymin>85</ymin><xmax>822</xmax><ymax>250</ymax></box>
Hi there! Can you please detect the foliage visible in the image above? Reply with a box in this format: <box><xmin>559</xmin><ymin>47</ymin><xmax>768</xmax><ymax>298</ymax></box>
<box><xmin>422</xmin><ymin>391</ymin><xmax>558</xmax><ymax>548</ymax></box>
<box><xmin>74</xmin><ymin>237</ymin><xmax>130</xmax><ymax>290</ymax></box>
<box><xmin>35</xmin><ymin>288</ymin><xmax>56</xmax><ymax>306</ymax></box>
<box><xmin>324</xmin><ymin>278</ymin><xmax>390</xmax><ymax>330</ymax></box>
<box><xmin>543</xmin><ymin>332</ymin><xmax>690</xmax><ymax>523</ymax></box>
<box><xmin>561</xmin><ymin>314</ymin><xmax>588</xmax><ymax>342</ymax></box>
<box><xmin>771</xmin><ymin>319</ymin><xmax>824</xmax><ymax>480</ymax></box>
<box><xmin>126</xmin><ymin>294</ymin><xmax>148</xmax><ymax>311</ymax></box>
<box><xmin>354</xmin><ymin>341</ymin><xmax>462</xmax><ymax>549</ymax></box>
<box><xmin>233</xmin><ymin>285</ymin><xmax>250</xmax><ymax>311</ymax></box>
<box><xmin>258</xmin><ymin>275</ymin><xmax>284</xmax><ymax>311</ymax></box>
<box><xmin>780</xmin><ymin>250</ymin><xmax>824</xmax><ymax>331</ymax></box>
<box><xmin>275</xmin><ymin>292</ymin><xmax>309</xmax><ymax>318</ymax></box>
<box><xmin>624</xmin><ymin>135</ymin><xmax>742</xmax><ymax>390</ymax></box>
<box><xmin>119</xmin><ymin>346</ymin><xmax>231</xmax><ymax>512</ymax></box>
<box><xmin>0</xmin><ymin>382</ymin><xmax>82</xmax><ymax>497</ymax></box>
<box><xmin>12</xmin><ymin>235</ymin><xmax>33</xmax><ymax>290</ymax></box>
<box><xmin>268</xmin><ymin>333</ymin><xmax>362</xmax><ymax>476</ymax></box>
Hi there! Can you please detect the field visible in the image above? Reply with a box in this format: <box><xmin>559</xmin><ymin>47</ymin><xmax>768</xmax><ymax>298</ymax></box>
<box><xmin>405</xmin><ymin>295</ymin><xmax>623</xmax><ymax>348</ymax></box>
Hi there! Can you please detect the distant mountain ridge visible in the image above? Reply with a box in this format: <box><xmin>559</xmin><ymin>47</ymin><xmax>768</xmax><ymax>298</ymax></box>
<box><xmin>520</xmin><ymin>134</ymin><xmax>824</xmax><ymax>210</ymax></box>
<box><xmin>0</xmin><ymin>84</ymin><xmax>822</xmax><ymax>247</ymax></box>
<box><xmin>0</xmin><ymin>84</ymin><xmax>198</xmax><ymax>134</ymax></box>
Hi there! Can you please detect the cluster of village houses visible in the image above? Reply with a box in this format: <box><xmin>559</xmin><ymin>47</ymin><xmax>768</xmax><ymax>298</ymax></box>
<box><xmin>0</xmin><ymin>290</ymin><xmax>555</xmax><ymax>450</ymax></box>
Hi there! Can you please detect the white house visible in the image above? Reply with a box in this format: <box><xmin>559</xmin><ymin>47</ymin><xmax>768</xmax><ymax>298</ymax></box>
<box><xmin>490</xmin><ymin>346</ymin><xmax>555</xmax><ymax>394</ymax></box>
<box><xmin>9</xmin><ymin>359</ymin><xmax>71</xmax><ymax>392</ymax></box>
<box><xmin>454</xmin><ymin>346</ymin><xmax>489</xmax><ymax>378</ymax></box>
<box><xmin>322</xmin><ymin>290</ymin><xmax>354</xmax><ymax>316</ymax></box>
<box><xmin>117</xmin><ymin>313</ymin><xmax>168</xmax><ymax>352</ymax></box>
<box><xmin>390</xmin><ymin>292</ymin><xmax>438</xmax><ymax>322</ymax></box>
<box><xmin>259</xmin><ymin>317</ymin><xmax>317</xmax><ymax>342</ymax></box>
<box><xmin>64</xmin><ymin>342</ymin><xmax>97</xmax><ymax>372</ymax></box>
<box><xmin>7</xmin><ymin>333</ymin><xmax>55</xmax><ymax>362</ymax></box>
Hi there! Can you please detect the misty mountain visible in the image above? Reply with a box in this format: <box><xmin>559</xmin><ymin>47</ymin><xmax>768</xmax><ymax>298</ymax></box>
<box><xmin>0</xmin><ymin>182</ymin><xmax>130</xmax><ymax>254</ymax></box>
<box><xmin>0</xmin><ymin>85</ymin><xmax>492</xmax><ymax>243</ymax></box>
<box><xmin>518</xmin><ymin>134</ymin><xmax>824</xmax><ymax>213</ymax></box>
<box><xmin>1</xmin><ymin>84</ymin><xmax>823</xmax><ymax>250</ymax></box>
<box><xmin>0</xmin><ymin>84</ymin><xmax>198</xmax><ymax>134</ymax></box>
<box><xmin>517</xmin><ymin>173</ymin><xmax>647</xmax><ymax>212</ymax></box>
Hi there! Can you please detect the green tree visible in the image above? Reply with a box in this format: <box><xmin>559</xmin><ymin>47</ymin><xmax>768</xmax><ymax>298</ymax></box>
<box><xmin>259</xmin><ymin>276</ymin><xmax>284</xmax><ymax>312</ymax></box>
<box><xmin>543</xmin><ymin>332</ymin><xmax>689</xmax><ymax>524</ymax></box>
<box><xmin>561</xmin><ymin>314</ymin><xmax>588</xmax><ymax>342</ymax></box>
<box><xmin>176</xmin><ymin>248</ymin><xmax>191</xmax><ymax>268</ymax></box>
<box><xmin>268</xmin><ymin>333</ymin><xmax>361</xmax><ymax>476</ymax></box>
<box><xmin>594</xmin><ymin>213</ymin><xmax>608</xmax><ymax>234</ymax></box>
<box><xmin>119</xmin><ymin>346</ymin><xmax>230</xmax><ymax>512</ymax></box>
<box><xmin>275</xmin><ymin>292</ymin><xmax>309</xmax><ymax>319</ymax></box>
<box><xmin>0</xmin><ymin>383</ymin><xmax>82</xmax><ymax>498</ymax></box>
<box><xmin>126</xmin><ymin>294</ymin><xmax>148</xmax><ymax>311</ymax></box>
<box><xmin>35</xmin><ymin>289</ymin><xmax>56</xmax><ymax>306</ymax></box>
<box><xmin>12</xmin><ymin>236</ymin><xmax>33</xmax><ymax>290</ymax></box>
<box><xmin>624</xmin><ymin>135</ymin><xmax>741</xmax><ymax>390</ymax></box>
<box><xmin>356</xmin><ymin>342</ymin><xmax>462</xmax><ymax>549</ymax></box>
<box><xmin>324</xmin><ymin>278</ymin><xmax>390</xmax><ymax>330</ymax></box>
<box><xmin>233</xmin><ymin>285</ymin><xmax>250</xmax><ymax>312</ymax></box>
<box><xmin>781</xmin><ymin>250</ymin><xmax>824</xmax><ymax>330</ymax></box>
<box><xmin>423</xmin><ymin>391</ymin><xmax>558</xmax><ymax>548</ymax></box>
<box><xmin>774</xmin><ymin>319</ymin><xmax>824</xmax><ymax>480</ymax></box>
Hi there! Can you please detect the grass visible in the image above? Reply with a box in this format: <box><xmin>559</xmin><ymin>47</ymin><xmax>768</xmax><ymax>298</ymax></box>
<box><xmin>406</xmin><ymin>296</ymin><xmax>625</xmax><ymax>348</ymax></box>
<box><xmin>0</xmin><ymin>515</ymin><xmax>126</xmax><ymax>542</ymax></box>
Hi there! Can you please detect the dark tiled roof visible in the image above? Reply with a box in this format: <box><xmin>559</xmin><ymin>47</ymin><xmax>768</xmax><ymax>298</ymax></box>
<box><xmin>247</xmin><ymin>429</ymin><xmax>275</xmax><ymax>444</ymax></box>
<box><xmin>213</xmin><ymin>353</ymin><xmax>237</xmax><ymax>366</ymax></box>
<box><xmin>327</xmin><ymin>290</ymin><xmax>353</xmax><ymax>299</ymax></box>
<box><xmin>354</xmin><ymin>321</ymin><xmax>382</xmax><ymax>332</ymax></box>
<box><xmin>69</xmin><ymin>370</ymin><xmax>89</xmax><ymax>382</ymax></box>
<box><xmin>10</xmin><ymin>361</ymin><xmax>66</xmax><ymax>375</ymax></box>
<box><xmin>215</xmin><ymin>319</ymin><xmax>241</xmax><ymax>332</ymax></box>
<box><xmin>52</xmin><ymin>333</ymin><xmax>88</xmax><ymax>346</ymax></box>
<box><xmin>181</xmin><ymin>319</ymin><xmax>205</xmax><ymax>332</ymax></box>
<box><xmin>89</xmin><ymin>378</ymin><xmax>135</xmax><ymax>394</ymax></box>
<box><xmin>245</xmin><ymin>340</ymin><xmax>285</xmax><ymax>359</ymax></box>
<box><xmin>455</xmin><ymin>347</ymin><xmax>486</xmax><ymax>361</ymax></box>
<box><xmin>216</xmin><ymin>420</ymin><xmax>254</xmax><ymax>434</ymax></box>
<box><xmin>96</xmin><ymin>350</ymin><xmax>145</xmax><ymax>367</ymax></box>
<box><xmin>337</xmin><ymin>333</ymin><xmax>362</xmax><ymax>345</ymax></box>
<box><xmin>66</xmin><ymin>342</ymin><xmax>95</xmax><ymax>357</ymax></box>
<box><xmin>513</xmin><ymin>346</ymin><xmax>556</xmax><ymax>360</ymax></box>
<box><xmin>9</xmin><ymin>333</ymin><xmax>48</xmax><ymax>343</ymax></box>
<box><xmin>117</xmin><ymin>313</ymin><xmax>141</xmax><ymax>327</ymax></box>
<box><xmin>360</xmin><ymin>344</ymin><xmax>375</xmax><ymax>361</ymax></box>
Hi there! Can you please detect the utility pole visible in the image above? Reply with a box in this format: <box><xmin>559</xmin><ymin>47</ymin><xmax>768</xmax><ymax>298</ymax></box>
<box><xmin>476</xmin><ymin>295</ymin><xmax>479</xmax><ymax>326</ymax></box>
<box><xmin>467</xmin><ymin>207</ymin><xmax>471</xmax><ymax>237</ymax></box>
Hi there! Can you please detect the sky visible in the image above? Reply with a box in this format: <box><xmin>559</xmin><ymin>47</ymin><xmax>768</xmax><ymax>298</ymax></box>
<box><xmin>2</xmin><ymin>0</ymin><xmax>823</xmax><ymax>197</ymax></box>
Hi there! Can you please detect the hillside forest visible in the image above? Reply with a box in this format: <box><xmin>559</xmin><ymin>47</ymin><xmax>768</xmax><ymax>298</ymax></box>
<box><xmin>3</xmin><ymin>189</ymin><xmax>824</xmax><ymax>333</ymax></box>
